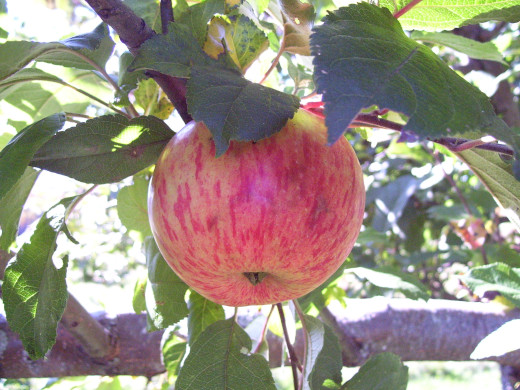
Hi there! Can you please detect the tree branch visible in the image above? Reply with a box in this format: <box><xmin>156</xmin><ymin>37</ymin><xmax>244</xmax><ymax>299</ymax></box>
<box><xmin>84</xmin><ymin>0</ymin><xmax>192</xmax><ymax>123</ymax></box>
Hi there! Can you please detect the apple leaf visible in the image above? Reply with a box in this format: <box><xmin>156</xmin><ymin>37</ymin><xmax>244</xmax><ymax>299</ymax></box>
<box><xmin>176</xmin><ymin>318</ymin><xmax>276</xmax><ymax>389</ymax></box>
<box><xmin>455</xmin><ymin>147</ymin><xmax>520</xmax><ymax>232</ymax></box>
<box><xmin>125</xmin><ymin>0</ymin><xmax>162</xmax><ymax>32</ymax></box>
<box><xmin>0</xmin><ymin>113</ymin><xmax>65</xmax><ymax>201</ymax></box>
<box><xmin>0</xmin><ymin>168</ymin><xmax>39</xmax><ymax>250</ymax></box>
<box><xmin>460</xmin><ymin>263</ymin><xmax>520</xmax><ymax>308</ymax></box>
<box><xmin>187</xmin><ymin>65</ymin><xmax>300</xmax><ymax>156</ymax></box>
<box><xmin>411</xmin><ymin>31</ymin><xmax>507</xmax><ymax>65</ymax></box>
<box><xmin>0</xmin><ymin>23</ymin><xmax>114</xmax><ymax>81</ymax></box>
<box><xmin>115</xmin><ymin>51</ymin><xmax>145</xmax><ymax>106</ymax></box>
<box><xmin>471</xmin><ymin>319</ymin><xmax>520</xmax><ymax>360</ymax></box>
<box><xmin>117</xmin><ymin>177</ymin><xmax>152</xmax><ymax>237</ymax></box>
<box><xmin>349</xmin><ymin>266</ymin><xmax>430</xmax><ymax>301</ymax></box>
<box><xmin>343</xmin><ymin>352</ymin><xmax>408</xmax><ymax>390</ymax></box>
<box><xmin>132</xmin><ymin>274</ymin><xmax>148</xmax><ymax>314</ymax></box>
<box><xmin>187</xmin><ymin>291</ymin><xmax>225</xmax><ymax>346</ymax></box>
<box><xmin>30</xmin><ymin>115</ymin><xmax>173</xmax><ymax>184</ymax></box>
<box><xmin>301</xmin><ymin>314</ymin><xmax>343</xmax><ymax>390</ymax></box>
<box><xmin>177</xmin><ymin>0</ymin><xmax>226</xmax><ymax>47</ymax></box>
<box><xmin>134</xmin><ymin>78</ymin><xmax>174</xmax><ymax>120</ymax></box>
<box><xmin>279</xmin><ymin>0</ymin><xmax>316</xmax><ymax>55</ymax></box>
<box><xmin>161</xmin><ymin>327</ymin><xmax>188</xmax><ymax>380</ymax></box>
<box><xmin>379</xmin><ymin>0</ymin><xmax>520</xmax><ymax>31</ymax></box>
<box><xmin>145</xmin><ymin>237</ymin><xmax>189</xmax><ymax>330</ymax></box>
<box><xmin>2</xmin><ymin>197</ymin><xmax>76</xmax><ymax>360</ymax></box>
<box><xmin>311</xmin><ymin>3</ymin><xmax>520</xmax><ymax>175</ymax></box>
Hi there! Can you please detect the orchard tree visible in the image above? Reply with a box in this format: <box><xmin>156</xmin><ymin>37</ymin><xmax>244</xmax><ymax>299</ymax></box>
<box><xmin>1</xmin><ymin>0</ymin><xmax>520</xmax><ymax>389</ymax></box>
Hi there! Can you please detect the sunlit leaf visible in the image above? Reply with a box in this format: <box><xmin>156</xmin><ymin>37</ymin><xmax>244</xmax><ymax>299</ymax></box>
<box><xmin>187</xmin><ymin>291</ymin><xmax>225</xmax><ymax>345</ymax></box>
<box><xmin>117</xmin><ymin>176</ymin><xmax>152</xmax><ymax>237</ymax></box>
<box><xmin>471</xmin><ymin>319</ymin><xmax>520</xmax><ymax>359</ymax></box>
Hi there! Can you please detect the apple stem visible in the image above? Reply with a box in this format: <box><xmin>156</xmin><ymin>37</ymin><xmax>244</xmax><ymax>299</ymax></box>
<box><xmin>243</xmin><ymin>272</ymin><xmax>268</xmax><ymax>286</ymax></box>
<box><xmin>276</xmin><ymin>303</ymin><xmax>301</xmax><ymax>390</ymax></box>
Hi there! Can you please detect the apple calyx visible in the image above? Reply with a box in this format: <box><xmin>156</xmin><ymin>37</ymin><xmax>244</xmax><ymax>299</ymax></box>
<box><xmin>243</xmin><ymin>272</ymin><xmax>268</xmax><ymax>286</ymax></box>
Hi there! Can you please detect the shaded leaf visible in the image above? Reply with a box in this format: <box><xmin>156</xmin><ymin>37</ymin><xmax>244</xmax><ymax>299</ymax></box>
<box><xmin>177</xmin><ymin>0</ymin><xmax>226</xmax><ymax>47</ymax></box>
<box><xmin>134</xmin><ymin>78</ymin><xmax>174</xmax><ymax>119</ymax></box>
<box><xmin>301</xmin><ymin>315</ymin><xmax>342</xmax><ymax>390</ymax></box>
<box><xmin>342</xmin><ymin>352</ymin><xmax>408</xmax><ymax>390</ymax></box>
<box><xmin>187</xmin><ymin>291</ymin><xmax>225</xmax><ymax>345</ymax></box>
<box><xmin>461</xmin><ymin>262</ymin><xmax>520</xmax><ymax>307</ymax></box>
<box><xmin>186</xmin><ymin>65</ymin><xmax>300</xmax><ymax>155</ymax></box>
<box><xmin>3</xmin><ymin>197</ymin><xmax>76</xmax><ymax>359</ymax></box>
<box><xmin>379</xmin><ymin>0</ymin><xmax>520</xmax><ymax>31</ymax></box>
<box><xmin>117</xmin><ymin>176</ymin><xmax>152</xmax><ymax>236</ymax></box>
<box><xmin>0</xmin><ymin>168</ymin><xmax>39</xmax><ymax>250</ymax></box>
<box><xmin>176</xmin><ymin>318</ymin><xmax>276</xmax><ymax>389</ymax></box>
<box><xmin>471</xmin><ymin>319</ymin><xmax>520</xmax><ymax>359</ymax></box>
<box><xmin>280</xmin><ymin>0</ymin><xmax>315</xmax><ymax>55</ymax></box>
<box><xmin>349</xmin><ymin>266</ymin><xmax>430</xmax><ymax>301</ymax></box>
<box><xmin>30</xmin><ymin>115</ymin><xmax>173</xmax><ymax>184</ymax></box>
<box><xmin>126</xmin><ymin>0</ymin><xmax>162</xmax><ymax>32</ymax></box>
<box><xmin>0</xmin><ymin>113</ymin><xmax>65</xmax><ymax>201</ymax></box>
<box><xmin>145</xmin><ymin>237</ymin><xmax>189</xmax><ymax>329</ymax></box>
<box><xmin>161</xmin><ymin>327</ymin><xmax>187</xmax><ymax>379</ymax></box>
<box><xmin>311</xmin><ymin>3</ymin><xmax>519</xmax><ymax>169</ymax></box>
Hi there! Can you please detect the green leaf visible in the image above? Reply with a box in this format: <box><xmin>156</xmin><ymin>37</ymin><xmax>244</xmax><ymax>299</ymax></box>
<box><xmin>186</xmin><ymin>65</ymin><xmax>300</xmax><ymax>156</ymax></box>
<box><xmin>177</xmin><ymin>0</ymin><xmax>226</xmax><ymax>47</ymax></box>
<box><xmin>311</xmin><ymin>3</ymin><xmax>519</xmax><ymax>162</ymax></box>
<box><xmin>471</xmin><ymin>319</ymin><xmax>520</xmax><ymax>359</ymax></box>
<box><xmin>461</xmin><ymin>263</ymin><xmax>520</xmax><ymax>307</ymax></box>
<box><xmin>117</xmin><ymin>176</ymin><xmax>152</xmax><ymax>236</ymax></box>
<box><xmin>411</xmin><ymin>31</ymin><xmax>507</xmax><ymax>65</ymax></box>
<box><xmin>115</xmin><ymin>51</ymin><xmax>143</xmax><ymax>106</ymax></box>
<box><xmin>145</xmin><ymin>237</ymin><xmax>189</xmax><ymax>329</ymax></box>
<box><xmin>279</xmin><ymin>0</ymin><xmax>316</xmax><ymax>55</ymax></box>
<box><xmin>0</xmin><ymin>23</ymin><xmax>114</xmax><ymax>81</ymax></box>
<box><xmin>455</xmin><ymin>147</ymin><xmax>520</xmax><ymax>232</ymax></box>
<box><xmin>0</xmin><ymin>113</ymin><xmax>65</xmax><ymax>201</ymax></box>
<box><xmin>126</xmin><ymin>0</ymin><xmax>162</xmax><ymax>32</ymax></box>
<box><xmin>134</xmin><ymin>78</ymin><xmax>174</xmax><ymax>119</ymax></box>
<box><xmin>30</xmin><ymin>115</ymin><xmax>173</xmax><ymax>184</ymax></box>
<box><xmin>0</xmin><ymin>167</ymin><xmax>39</xmax><ymax>250</ymax></box>
<box><xmin>3</xmin><ymin>197</ymin><xmax>76</xmax><ymax>359</ymax></box>
<box><xmin>161</xmin><ymin>327</ymin><xmax>187</xmax><ymax>379</ymax></box>
<box><xmin>379</xmin><ymin>0</ymin><xmax>520</xmax><ymax>31</ymax></box>
<box><xmin>187</xmin><ymin>291</ymin><xmax>225</xmax><ymax>345</ymax></box>
<box><xmin>176</xmin><ymin>318</ymin><xmax>276</xmax><ymax>389</ymax></box>
<box><xmin>342</xmin><ymin>352</ymin><xmax>408</xmax><ymax>390</ymax></box>
<box><xmin>301</xmin><ymin>315</ymin><xmax>342</xmax><ymax>390</ymax></box>
<box><xmin>129</xmin><ymin>22</ymin><xmax>214</xmax><ymax>78</ymax></box>
<box><xmin>132</xmin><ymin>274</ymin><xmax>147</xmax><ymax>314</ymax></box>
<box><xmin>349</xmin><ymin>266</ymin><xmax>430</xmax><ymax>301</ymax></box>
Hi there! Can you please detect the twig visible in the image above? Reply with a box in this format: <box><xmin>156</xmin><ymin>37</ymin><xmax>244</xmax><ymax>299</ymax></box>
<box><xmin>393</xmin><ymin>0</ymin><xmax>424</xmax><ymax>19</ymax></box>
<box><xmin>277</xmin><ymin>303</ymin><xmax>301</xmax><ymax>390</ymax></box>
<box><xmin>160</xmin><ymin>0</ymin><xmax>174</xmax><ymax>35</ymax></box>
<box><xmin>253</xmin><ymin>305</ymin><xmax>276</xmax><ymax>354</ymax></box>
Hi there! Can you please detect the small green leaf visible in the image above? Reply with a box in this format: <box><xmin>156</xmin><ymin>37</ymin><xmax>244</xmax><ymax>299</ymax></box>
<box><xmin>349</xmin><ymin>266</ymin><xmax>430</xmax><ymax>301</ymax></box>
<box><xmin>30</xmin><ymin>115</ymin><xmax>173</xmax><ymax>184</ymax></box>
<box><xmin>145</xmin><ymin>237</ymin><xmax>189</xmax><ymax>329</ymax></box>
<box><xmin>115</xmin><ymin>51</ymin><xmax>144</xmax><ymax>106</ymax></box>
<box><xmin>301</xmin><ymin>315</ymin><xmax>343</xmax><ymax>390</ymax></box>
<box><xmin>132</xmin><ymin>274</ymin><xmax>147</xmax><ymax>314</ymax></box>
<box><xmin>379</xmin><ymin>0</ymin><xmax>520</xmax><ymax>31</ymax></box>
<box><xmin>0</xmin><ymin>113</ymin><xmax>65</xmax><ymax>201</ymax></box>
<box><xmin>342</xmin><ymin>352</ymin><xmax>408</xmax><ymax>390</ymax></box>
<box><xmin>117</xmin><ymin>176</ymin><xmax>152</xmax><ymax>236</ymax></box>
<box><xmin>3</xmin><ymin>197</ymin><xmax>76</xmax><ymax>360</ymax></box>
<box><xmin>134</xmin><ymin>78</ymin><xmax>174</xmax><ymax>119</ymax></box>
<box><xmin>176</xmin><ymin>318</ymin><xmax>276</xmax><ymax>389</ymax></box>
<box><xmin>186</xmin><ymin>65</ymin><xmax>300</xmax><ymax>155</ymax></box>
<box><xmin>471</xmin><ymin>319</ymin><xmax>520</xmax><ymax>359</ymax></box>
<box><xmin>0</xmin><ymin>167</ymin><xmax>39</xmax><ymax>250</ymax></box>
<box><xmin>311</xmin><ymin>3</ymin><xmax>519</xmax><ymax>165</ymax></box>
<box><xmin>461</xmin><ymin>263</ymin><xmax>520</xmax><ymax>307</ymax></box>
<box><xmin>279</xmin><ymin>0</ymin><xmax>316</xmax><ymax>55</ymax></box>
<box><xmin>411</xmin><ymin>31</ymin><xmax>507</xmax><ymax>65</ymax></box>
<box><xmin>177</xmin><ymin>0</ymin><xmax>226</xmax><ymax>47</ymax></box>
<box><xmin>161</xmin><ymin>327</ymin><xmax>187</xmax><ymax>379</ymax></box>
<box><xmin>187</xmin><ymin>291</ymin><xmax>225</xmax><ymax>345</ymax></box>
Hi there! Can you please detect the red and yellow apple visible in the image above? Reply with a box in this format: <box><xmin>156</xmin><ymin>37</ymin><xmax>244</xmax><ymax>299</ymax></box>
<box><xmin>148</xmin><ymin>108</ymin><xmax>365</xmax><ymax>306</ymax></box>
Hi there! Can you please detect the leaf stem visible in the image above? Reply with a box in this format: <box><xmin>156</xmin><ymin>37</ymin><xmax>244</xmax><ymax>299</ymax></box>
<box><xmin>276</xmin><ymin>303</ymin><xmax>301</xmax><ymax>390</ymax></box>
<box><xmin>260</xmin><ymin>35</ymin><xmax>286</xmax><ymax>85</ymax></box>
<box><xmin>293</xmin><ymin>300</ymin><xmax>308</xmax><ymax>390</ymax></box>
<box><xmin>393</xmin><ymin>0</ymin><xmax>424</xmax><ymax>19</ymax></box>
<box><xmin>253</xmin><ymin>305</ymin><xmax>276</xmax><ymax>354</ymax></box>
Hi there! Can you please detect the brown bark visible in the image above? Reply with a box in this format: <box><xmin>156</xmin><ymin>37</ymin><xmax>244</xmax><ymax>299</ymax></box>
<box><xmin>2</xmin><ymin>298</ymin><xmax>520</xmax><ymax>378</ymax></box>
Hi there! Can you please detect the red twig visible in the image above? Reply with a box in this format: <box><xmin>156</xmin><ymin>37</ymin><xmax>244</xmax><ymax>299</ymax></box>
<box><xmin>276</xmin><ymin>303</ymin><xmax>301</xmax><ymax>390</ymax></box>
<box><xmin>393</xmin><ymin>0</ymin><xmax>424</xmax><ymax>19</ymax></box>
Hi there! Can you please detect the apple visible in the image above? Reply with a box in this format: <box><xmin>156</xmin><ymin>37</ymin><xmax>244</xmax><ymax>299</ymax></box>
<box><xmin>148</xmin><ymin>108</ymin><xmax>365</xmax><ymax>306</ymax></box>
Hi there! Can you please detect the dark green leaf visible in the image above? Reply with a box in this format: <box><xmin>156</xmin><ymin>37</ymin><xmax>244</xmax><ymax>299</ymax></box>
<box><xmin>342</xmin><ymin>352</ymin><xmax>408</xmax><ymax>390</ymax></box>
<box><xmin>177</xmin><ymin>0</ymin><xmax>226</xmax><ymax>47</ymax></box>
<box><xmin>186</xmin><ymin>65</ymin><xmax>300</xmax><ymax>155</ymax></box>
<box><xmin>176</xmin><ymin>318</ymin><xmax>276</xmax><ymax>389</ymax></box>
<box><xmin>379</xmin><ymin>0</ymin><xmax>520</xmax><ymax>31</ymax></box>
<box><xmin>117</xmin><ymin>176</ymin><xmax>152</xmax><ymax>236</ymax></box>
<box><xmin>0</xmin><ymin>113</ymin><xmax>65</xmax><ymax>201</ymax></box>
<box><xmin>126</xmin><ymin>0</ymin><xmax>162</xmax><ymax>32</ymax></box>
<box><xmin>161</xmin><ymin>327</ymin><xmax>187</xmax><ymax>379</ymax></box>
<box><xmin>301</xmin><ymin>315</ymin><xmax>342</xmax><ymax>390</ymax></box>
<box><xmin>461</xmin><ymin>263</ymin><xmax>520</xmax><ymax>307</ymax></box>
<box><xmin>311</xmin><ymin>3</ymin><xmax>519</xmax><ymax>167</ymax></box>
<box><xmin>3</xmin><ymin>197</ymin><xmax>76</xmax><ymax>359</ymax></box>
<box><xmin>349</xmin><ymin>266</ymin><xmax>430</xmax><ymax>300</ymax></box>
<box><xmin>30</xmin><ymin>115</ymin><xmax>173</xmax><ymax>184</ymax></box>
<box><xmin>0</xmin><ymin>168</ymin><xmax>39</xmax><ymax>250</ymax></box>
<box><xmin>145</xmin><ymin>237</ymin><xmax>189</xmax><ymax>329</ymax></box>
<box><xmin>187</xmin><ymin>291</ymin><xmax>225</xmax><ymax>345</ymax></box>
<box><xmin>129</xmin><ymin>22</ymin><xmax>214</xmax><ymax>78</ymax></box>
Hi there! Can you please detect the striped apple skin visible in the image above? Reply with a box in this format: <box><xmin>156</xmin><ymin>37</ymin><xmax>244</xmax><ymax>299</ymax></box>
<box><xmin>148</xmin><ymin>108</ymin><xmax>365</xmax><ymax>307</ymax></box>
